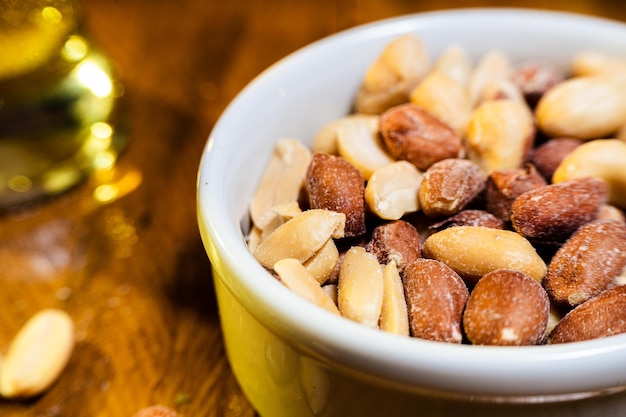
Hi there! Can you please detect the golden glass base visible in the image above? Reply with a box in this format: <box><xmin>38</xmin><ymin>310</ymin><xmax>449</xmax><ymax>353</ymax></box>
<box><xmin>0</xmin><ymin>0</ymin><xmax>126</xmax><ymax>211</ymax></box>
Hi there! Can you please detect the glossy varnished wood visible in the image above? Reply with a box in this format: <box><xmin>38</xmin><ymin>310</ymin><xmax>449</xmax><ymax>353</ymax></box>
<box><xmin>0</xmin><ymin>1</ymin><xmax>624</xmax><ymax>416</ymax></box>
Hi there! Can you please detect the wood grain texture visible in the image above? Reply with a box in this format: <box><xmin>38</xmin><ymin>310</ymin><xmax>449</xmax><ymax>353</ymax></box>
<box><xmin>0</xmin><ymin>1</ymin><xmax>623</xmax><ymax>416</ymax></box>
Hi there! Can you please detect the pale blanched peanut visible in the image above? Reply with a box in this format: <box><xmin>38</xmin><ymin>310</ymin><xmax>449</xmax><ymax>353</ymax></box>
<box><xmin>432</xmin><ymin>44</ymin><xmax>471</xmax><ymax>87</ymax></box>
<box><xmin>253</xmin><ymin>209</ymin><xmax>346</xmax><ymax>268</ymax></box>
<box><xmin>409</xmin><ymin>71</ymin><xmax>471</xmax><ymax>136</ymax></box>
<box><xmin>468</xmin><ymin>50</ymin><xmax>512</xmax><ymax>108</ymax></box>
<box><xmin>552</xmin><ymin>139</ymin><xmax>626</xmax><ymax>208</ymax></box>
<box><xmin>597</xmin><ymin>204</ymin><xmax>626</xmax><ymax>224</ymax></box>
<box><xmin>272</xmin><ymin>200</ymin><xmax>303</xmax><ymax>218</ymax></box>
<box><xmin>303</xmin><ymin>238</ymin><xmax>340</xmax><ymax>284</ymax></box>
<box><xmin>133</xmin><ymin>406</ymin><xmax>180</xmax><ymax>417</ymax></box>
<box><xmin>312</xmin><ymin>118</ymin><xmax>342</xmax><ymax>155</ymax></box>
<box><xmin>274</xmin><ymin>258</ymin><xmax>340</xmax><ymax>315</ymax></box>
<box><xmin>466</xmin><ymin>99</ymin><xmax>535</xmax><ymax>175</ymax></box>
<box><xmin>379</xmin><ymin>261</ymin><xmax>409</xmax><ymax>336</ymax></box>
<box><xmin>545</xmin><ymin>305</ymin><xmax>565</xmax><ymax>337</ymax></box>
<box><xmin>313</xmin><ymin>114</ymin><xmax>380</xmax><ymax>155</ymax></box>
<box><xmin>619</xmin><ymin>123</ymin><xmax>626</xmax><ymax>142</ymax></box>
<box><xmin>355</xmin><ymin>34</ymin><xmax>430</xmax><ymax>114</ymax></box>
<box><xmin>259</xmin><ymin>201</ymin><xmax>302</xmax><ymax>241</ymax></box>
<box><xmin>0</xmin><ymin>309</ymin><xmax>74</xmax><ymax>399</ymax></box>
<box><xmin>247</xmin><ymin>225</ymin><xmax>263</xmax><ymax>253</ymax></box>
<box><xmin>571</xmin><ymin>51</ymin><xmax>626</xmax><ymax>77</ymax></box>
<box><xmin>322</xmin><ymin>284</ymin><xmax>338</xmax><ymax>305</ymax></box>
<box><xmin>335</xmin><ymin>114</ymin><xmax>394</xmax><ymax>180</ymax></box>
<box><xmin>423</xmin><ymin>226</ymin><xmax>547</xmax><ymax>286</ymax></box>
<box><xmin>479</xmin><ymin>79</ymin><xmax>526</xmax><ymax>104</ymax></box>
<box><xmin>298</xmin><ymin>357</ymin><xmax>330</xmax><ymax>415</ymax></box>
<box><xmin>535</xmin><ymin>75</ymin><xmax>626</xmax><ymax>139</ymax></box>
<box><xmin>250</xmin><ymin>139</ymin><xmax>312</xmax><ymax>230</ymax></box>
<box><xmin>338</xmin><ymin>247</ymin><xmax>384</xmax><ymax>328</ymax></box>
<box><xmin>364</xmin><ymin>161</ymin><xmax>422</xmax><ymax>220</ymax></box>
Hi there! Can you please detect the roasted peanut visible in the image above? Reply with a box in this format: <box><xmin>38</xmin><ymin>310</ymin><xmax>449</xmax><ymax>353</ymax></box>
<box><xmin>402</xmin><ymin>258</ymin><xmax>469</xmax><ymax>343</ymax></box>
<box><xmin>547</xmin><ymin>285</ymin><xmax>626</xmax><ymax>344</ymax></box>
<box><xmin>423</xmin><ymin>226</ymin><xmax>547</xmax><ymax>285</ymax></box>
<box><xmin>365</xmin><ymin>220</ymin><xmax>422</xmax><ymax>269</ymax></box>
<box><xmin>544</xmin><ymin>220</ymin><xmax>626</xmax><ymax>307</ymax></box>
<box><xmin>510</xmin><ymin>60</ymin><xmax>565</xmax><ymax>107</ymax></box>
<box><xmin>305</xmin><ymin>153</ymin><xmax>366</xmax><ymax>237</ymax></box>
<box><xmin>526</xmin><ymin>137</ymin><xmax>583</xmax><ymax>180</ymax></box>
<box><xmin>511</xmin><ymin>177</ymin><xmax>609</xmax><ymax>244</ymax></box>
<box><xmin>485</xmin><ymin>164</ymin><xmax>547</xmax><ymax>221</ymax></box>
<box><xmin>418</xmin><ymin>158</ymin><xmax>485</xmax><ymax>217</ymax></box>
<box><xmin>379</xmin><ymin>103</ymin><xmax>463</xmax><ymax>171</ymax></box>
<box><xmin>364</xmin><ymin>161</ymin><xmax>422</xmax><ymax>220</ymax></box>
<box><xmin>552</xmin><ymin>139</ymin><xmax>626</xmax><ymax>208</ymax></box>
<box><xmin>428</xmin><ymin>210</ymin><xmax>505</xmax><ymax>231</ymax></box>
<box><xmin>463</xmin><ymin>269</ymin><xmax>549</xmax><ymax>346</ymax></box>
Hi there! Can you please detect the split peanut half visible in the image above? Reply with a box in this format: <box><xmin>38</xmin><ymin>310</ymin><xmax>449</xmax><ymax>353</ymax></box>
<box><xmin>0</xmin><ymin>309</ymin><xmax>75</xmax><ymax>399</ymax></box>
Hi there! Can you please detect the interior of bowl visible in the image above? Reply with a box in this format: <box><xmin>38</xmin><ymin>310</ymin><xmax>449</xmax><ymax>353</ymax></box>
<box><xmin>198</xmin><ymin>8</ymin><xmax>626</xmax><ymax>399</ymax></box>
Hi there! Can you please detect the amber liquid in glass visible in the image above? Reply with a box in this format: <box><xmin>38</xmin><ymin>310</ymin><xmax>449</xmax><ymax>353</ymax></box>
<box><xmin>0</xmin><ymin>0</ymin><xmax>125</xmax><ymax>210</ymax></box>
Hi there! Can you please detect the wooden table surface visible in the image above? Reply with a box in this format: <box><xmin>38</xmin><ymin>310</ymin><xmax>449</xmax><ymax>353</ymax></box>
<box><xmin>0</xmin><ymin>1</ymin><xmax>624</xmax><ymax>416</ymax></box>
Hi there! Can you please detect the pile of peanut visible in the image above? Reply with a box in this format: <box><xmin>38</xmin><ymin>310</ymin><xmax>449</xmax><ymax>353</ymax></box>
<box><xmin>247</xmin><ymin>35</ymin><xmax>626</xmax><ymax>346</ymax></box>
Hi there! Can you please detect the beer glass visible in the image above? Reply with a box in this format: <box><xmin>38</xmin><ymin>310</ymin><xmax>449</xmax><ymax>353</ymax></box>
<box><xmin>0</xmin><ymin>0</ymin><xmax>125</xmax><ymax>211</ymax></box>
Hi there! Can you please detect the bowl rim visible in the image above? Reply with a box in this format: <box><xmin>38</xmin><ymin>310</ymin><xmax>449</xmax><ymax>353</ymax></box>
<box><xmin>198</xmin><ymin>7</ymin><xmax>626</xmax><ymax>399</ymax></box>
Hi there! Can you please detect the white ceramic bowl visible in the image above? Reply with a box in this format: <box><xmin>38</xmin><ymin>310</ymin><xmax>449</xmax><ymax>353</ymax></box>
<box><xmin>198</xmin><ymin>8</ymin><xmax>626</xmax><ymax>417</ymax></box>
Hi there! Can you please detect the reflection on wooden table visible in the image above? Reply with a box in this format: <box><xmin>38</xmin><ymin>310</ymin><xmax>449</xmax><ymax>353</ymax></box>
<box><xmin>0</xmin><ymin>1</ymin><xmax>623</xmax><ymax>416</ymax></box>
